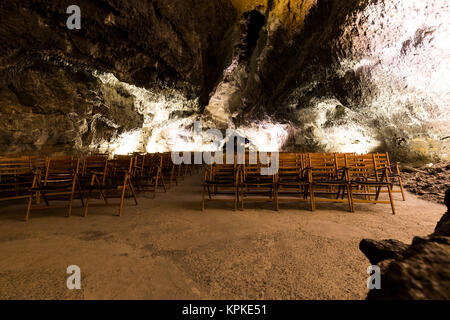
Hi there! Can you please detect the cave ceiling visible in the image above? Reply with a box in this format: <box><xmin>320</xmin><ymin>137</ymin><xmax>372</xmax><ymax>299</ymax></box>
<box><xmin>0</xmin><ymin>0</ymin><xmax>448</xmax><ymax>161</ymax></box>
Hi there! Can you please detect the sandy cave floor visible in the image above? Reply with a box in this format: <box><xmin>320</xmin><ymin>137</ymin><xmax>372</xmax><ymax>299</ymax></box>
<box><xmin>0</xmin><ymin>173</ymin><xmax>445</xmax><ymax>300</ymax></box>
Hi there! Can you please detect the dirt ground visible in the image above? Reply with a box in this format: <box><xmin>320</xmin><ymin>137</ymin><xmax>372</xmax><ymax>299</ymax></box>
<box><xmin>0</xmin><ymin>174</ymin><xmax>445</xmax><ymax>300</ymax></box>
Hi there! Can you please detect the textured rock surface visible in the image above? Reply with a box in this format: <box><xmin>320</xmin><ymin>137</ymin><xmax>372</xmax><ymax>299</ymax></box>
<box><xmin>0</xmin><ymin>55</ymin><xmax>143</xmax><ymax>155</ymax></box>
<box><xmin>401</xmin><ymin>162</ymin><xmax>450</xmax><ymax>204</ymax></box>
<box><xmin>0</xmin><ymin>0</ymin><xmax>236</xmax><ymax>155</ymax></box>
<box><xmin>0</xmin><ymin>0</ymin><xmax>449</xmax><ymax>159</ymax></box>
<box><xmin>361</xmin><ymin>188</ymin><xmax>450</xmax><ymax>300</ymax></box>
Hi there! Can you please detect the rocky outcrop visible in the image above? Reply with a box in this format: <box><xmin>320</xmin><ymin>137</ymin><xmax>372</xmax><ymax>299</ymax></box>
<box><xmin>0</xmin><ymin>0</ymin><xmax>237</xmax><ymax>155</ymax></box>
<box><xmin>360</xmin><ymin>188</ymin><xmax>450</xmax><ymax>300</ymax></box>
<box><xmin>401</xmin><ymin>162</ymin><xmax>450</xmax><ymax>204</ymax></box>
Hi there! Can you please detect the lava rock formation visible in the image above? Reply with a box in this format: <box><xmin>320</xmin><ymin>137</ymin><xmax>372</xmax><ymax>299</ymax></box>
<box><xmin>360</xmin><ymin>188</ymin><xmax>450</xmax><ymax>299</ymax></box>
<box><xmin>0</xmin><ymin>0</ymin><xmax>449</xmax><ymax>159</ymax></box>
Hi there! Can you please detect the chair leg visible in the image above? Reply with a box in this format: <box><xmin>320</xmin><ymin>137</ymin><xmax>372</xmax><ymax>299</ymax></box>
<box><xmin>387</xmin><ymin>184</ymin><xmax>396</xmax><ymax>215</ymax></box>
<box><xmin>68</xmin><ymin>182</ymin><xmax>76</xmax><ymax>218</ymax></box>
<box><xmin>118</xmin><ymin>176</ymin><xmax>128</xmax><ymax>217</ymax></box>
<box><xmin>83</xmin><ymin>189</ymin><xmax>92</xmax><ymax>217</ymax></box>
<box><xmin>375</xmin><ymin>186</ymin><xmax>382</xmax><ymax>201</ymax></box>
<box><xmin>153</xmin><ymin>173</ymin><xmax>159</xmax><ymax>199</ymax></box>
<box><xmin>201</xmin><ymin>184</ymin><xmax>206</xmax><ymax>211</ymax></box>
<box><xmin>336</xmin><ymin>186</ymin><xmax>342</xmax><ymax>199</ymax></box>
<box><xmin>310</xmin><ymin>184</ymin><xmax>315</xmax><ymax>211</ymax></box>
<box><xmin>346</xmin><ymin>185</ymin><xmax>354</xmax><ymax>213</ymax></box>
<box><xmin>275</xmin><ymin>185</ymin><xmax>279</xmax><ymax>211</ymax></box>
<box><xmin>129</xmin><ymin>180</ymin><xmax>138</xmax><ymax>205</ymax></box>
<box><xmin>77</xmin><ymin>180</ymin><xmax>85</xmax><ymax>207</ymax></box>
<box><xmin>160</xmin><ymin>172</ymin><xmax>167</xmax><ymax>192</ymax></box>
<box><xmin>25</xmin><ymin>175</ymin><xmax>38</xmax><ymax>222</ymax></box>
<box><xmin>398</xmin><ymin>177</ymin><xmax>406</xmax><ymax>201</ymax></box>
<box><xmin>207</xmin><ymin>186</ymin><xmax>212</xmax><ymax>200</ymax></box>
<box><xmin>42</xmin><ymin>191</ymin><xmax>50</xmax><ymax>207</ymax></box>
<box><xmin>25</xmin><ymin>194</ymin><xmax>33</xmax><ymax>222</ymax></box>
<box><xmin>349</xmin><ymin>184</ymin><xmax>355</xmax><ymax>213</ymax></box>
<box><xmin>233</xmin><ymin>187</ymin><xmax>238</xmax><ymax>211</ymax></box>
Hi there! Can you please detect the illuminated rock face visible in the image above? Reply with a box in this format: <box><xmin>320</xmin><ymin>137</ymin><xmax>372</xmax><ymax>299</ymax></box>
<box><xmin>0</xmin><ymin>0</ymin><xmax>236</xmax><ymax>155</ymax></box>
<box><xmin>0</xmin><ymin>0</ymin><xmax>448</xmax><ymax>160</ymax></box>
<box><xmin>272</xmin><ymin>0</ymin><xmax>450</xmax><ymax>161</ymax></box>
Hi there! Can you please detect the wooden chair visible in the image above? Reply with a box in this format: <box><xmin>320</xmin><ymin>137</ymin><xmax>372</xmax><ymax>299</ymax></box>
<box><xmin>306</xmin><ymin>153</ymin><xmax>353</xmax><ymax>212</ymax></box>
<box><xmin>161</xmin><ymin>153</ymin><xmax>177</xmax><ymax>188</ymax></box>
<box><xmin>82</xmin><ymin>155</ymin><xmax>138</xmax><ymax>217</ymax></box>
<box><xmin>132</xmin><ymin>153</ymin><xmax>166</xmax><ymax>198</ymax></box>
<box><xmin>239</xmin><ymin>152</ymin><xmax>276</xmax><ymax>210</ymax></box>
<box><xmin>373</xmin><ymin>152</ymin><xmax>406</xmax><ymax>201</ymax></box>
<box><xmin>79</xmin><ymin>155</ymin><xmax>109</xmax><ymax>205</ymax></box>
<box><xmin>345</xmin><ymin>154</ymin><xmax>396</xmax><ymax>215</ymax></box>
<box><xmin>275</xmin><ymin>153</ymin><xmax>313</xmax><ymax>211</ymax></box>
<box><xmin>81</xmin><ymin>155</ymin><xmax>109</xmax><ymax>181</ymax></box>
<box><xmin>29</xmin><ymin>156</ymin><xmax>83</xmax><ymax>221</ymax></box>
<box><xmin>202</xmin><ymin>154</ymin><xmax>239</xmax><ymax>211</ymax></box>
<box><xmin>0</xmin><ymin>157</ymin><xmax>37</xmax><ymax>221</ymax></box>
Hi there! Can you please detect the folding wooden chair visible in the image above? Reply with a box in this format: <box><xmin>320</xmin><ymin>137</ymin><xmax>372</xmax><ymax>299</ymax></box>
<box><xmin>275</xmin><ymin>153</ymin><xmax>313</xmax><ymax>211</ymax></box>
<box><xmin>239</xmin><ymin>152</ymin><xmax>277</xmax><ymax>210</ymax></box>
<box><xmin>373</xmin><ymin>152</ymin><xmax>406</xmax><ymax>201</ymax></box>
<box><xmin>29</xmin><ymin>156</ymin><xmax>83</xmax><ymax>221</ymax></box>
<box><xmin>132</xmin><ymin>153</ymin><xmax>166</xmax><ymax>198</ymax></box>
<box><xmin>202</xmin><ymin>154</ymin><xmax>239</xmax><ymax>211</ymax></box>
<box><xmin>345</xmin><ymin>154</ymin><xmax>396</xmax><ymax>214</ymax></box>
<box><xmin>0</xmin><ymin>157</ymin><xmax>37</xmax><ymax>221</ymax></box>
<box><xmin>307</xmin><ymin>153</ymin><xmax>353</xmax><ymax>212</ymax></box>
<box><xmin>82</xmin><ymin>155</ymin><xmax>138</xmax><ymax>217</ymax></box>
<box><xmin>161</xmin><ymin>153</ymin><xmax>177</xmax><ymax>188</ymax></box>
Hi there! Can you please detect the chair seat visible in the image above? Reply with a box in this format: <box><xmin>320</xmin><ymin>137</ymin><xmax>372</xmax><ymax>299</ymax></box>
<box><xmin>204</xmin><ymin>180</ymin><xmax>235</xmax><ymax>185</ymax></box>
<box><xmin>85</xmin><ymin>184</ymin><xmax>124</xmax><ymax>190</ymax></box>
<box><xmin>32</xmin><ymin>184</ymin><xmax>73</xmax><ymax>191</ymax></box>
<box><xmin>133</xmin><ymin>175</ymin><xmax>156</xmax><ymax>180</ymax></box>
<box><xmin>278</xmin><ymin>180</ymin><xmax>309</xmax><ymax>186</ymax></box>
<box><xmin>312</xmin><ymin>180</ymin><xmax>348</xmax><ymax>185</ymax></box>
<box><xmin>351</xmin><ymin>180</ymin><xmax>391</xmax><ymax>186</ymax></box>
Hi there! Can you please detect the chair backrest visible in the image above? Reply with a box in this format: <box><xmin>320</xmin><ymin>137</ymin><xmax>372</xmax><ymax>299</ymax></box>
<box><xmin>205</xmin><ymin>153</ymin><xmax>237</xmax><ymax>183</ymax></box>
<box><xmin>278</xmin><ymin>153</ymin><xmax>301</xmax><ymax>179</ymax></box>
<box><xmin>161</xmin><ymin>153</ymin><xmax>174</xmax><ymax>171</ymax></box>
<box><xmin>373</xmin><ymin>152</ymin><xmax>390</xmax><ymax>170</ymax></box>
<box><xmin>44</xmin><ymin>156</ymin><xmax>79</xmax><ymax>185</ymax></box>
<box><xmin>334</xmin><ymin>153</ymin><xmax>348</xmax><ymax>172</ymax></box>
<box><xmin>109</xmin><ymin>155</ymin><xmax>133</xmax><ymax>176</ymax></box>
<box><xmin>240</xmin><ymin>152</ymin><xmax>275</xmax><ymax>182</ymax></box>
<box><xmin>146</xmin><ymin>153</ymin><xmax>162</xmax><ymax>170</ymax></box>
<box><xmin>82</xmin><ymin>155</ymin><xmax>108</xmax><ymax>176</ymax></box>
<box><xmin>344</xmin><ymin>154</ymin><xmax>377</xmax><ymax>180</ymax></box>
<box><xmin>29</xmin><ymin>156</ymin><xmax>46</xmax><ymax>171</ymax></box>
<box><xmin>0</xmin><ymin>156</ymin><xmax>32</xmax><ymax>177</ymax></box>
<box><xmin>0</xmin><ymin>157</ymin><xmax>34</xmax><ymax>200</ymax></box>
<box><xmin>307</xmin><ymin>153</ymin><xmax>337</xmax><ymax>180</ymax></box>
<box><xmin>137</xmin><ymin>153</ymin><xmax>162</xmax><ymax>176</ymax></box>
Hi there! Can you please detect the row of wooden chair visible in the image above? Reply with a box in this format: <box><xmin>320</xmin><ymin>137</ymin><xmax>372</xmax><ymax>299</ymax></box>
<box><xmin>0</xmin><ymin>153</ymin><xmax>195</xmax><ymax>221</ymax></box>
<box><xmin>201</xmin><ymin>152</ymin><xmax>406</xmax><ymax>214</ymax></box>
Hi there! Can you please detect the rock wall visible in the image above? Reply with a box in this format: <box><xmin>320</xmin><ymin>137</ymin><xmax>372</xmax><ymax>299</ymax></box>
<box><xmin>0</xmin><ymin>0</ymin><xmax>449</xmax><ymax>160</ymax></box>
<box><xmin>0</xmin><ymin>0</ymin><xmax>236</xmax><ymax>155</ymax></box>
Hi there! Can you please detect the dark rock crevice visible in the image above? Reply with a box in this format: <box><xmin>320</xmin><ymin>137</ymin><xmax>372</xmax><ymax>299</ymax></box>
<box><xmin>360</xmin><ymin>188</ymin><xmax>450</xmax><ymax>300</ymax></box>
